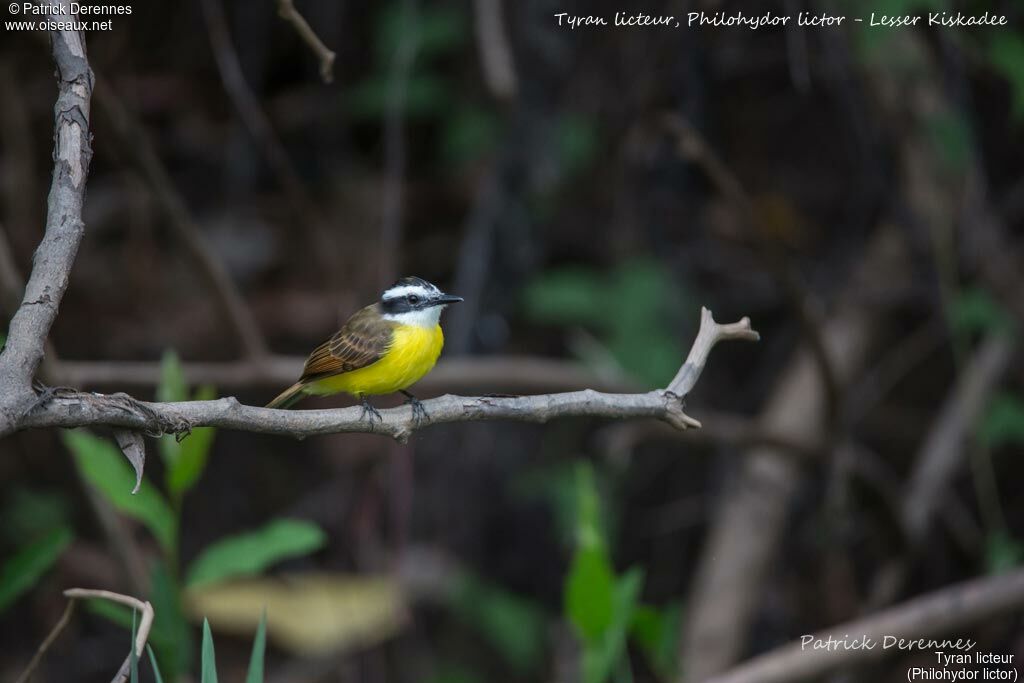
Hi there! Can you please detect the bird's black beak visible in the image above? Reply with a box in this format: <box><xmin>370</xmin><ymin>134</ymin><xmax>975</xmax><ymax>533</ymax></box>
<box><xmin>435</xmin><ymin>293</ymin><xmax>464</xmax><ymax>305</ymax></box>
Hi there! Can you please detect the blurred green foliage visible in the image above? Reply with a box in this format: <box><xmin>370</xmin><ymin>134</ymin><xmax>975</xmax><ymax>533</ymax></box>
<box><xmin>0</xmin><ymin>526</ymin><xmax>72</xmax><ymax>612</ymax></box>
<box><xmin>524</xmin><ymin>260</ymin><xmax>686</xmax><ymax>386</ymax></box>
<box><xmin>978</xmin><ymin>393</ymin><xmax>1024</xmax><ymax>450</ymax></box>
<box><xmin>66</xmin><ymin>430</ymin><xmax>178</xmax><ymax>553</ymax></box>
<box><xmin>1</xmin><ymin>488</ymin><xmax>71</xmax><ymax>546</ymax></box>
<box><xmin>348</xmin><ymin>3</ymin><xmax>465</xmax><ymax>121</ymax></box>
<box><xmin>441</xmin><ymin>104</ymin><xmax>501</xmax><ymax>166</ymax></box>
<box><xmin>63</xmin><ymin>350</ymin><xmax>325</xmax><ymax>681</ymax></box>
<box><xmin>989</xmin><ymin>34</ymin><xmax>1024</xmax><ymax>121</ymax></box>
<box><xmin>950</xmin><ymin>287</ymin><xmax>1015</xmax><ymax>338</ymax></box>
<box><xmin>158</xmin><ymin>351</ymin><xmax>218</xmax><ymax>503</ymax></box>
<box><xmin>562</xmin><ymin>463</ymin><xmax>679</xmax><ymax>683</ymax></box>
<box><xmin>186</xmin><ymin>519</ymin><xmax>326</xmax><ymax>588</ymax></box>
<box><xmin>448</xmin><ymin>574</ymin><xmax>547</xmax><ymax>676</ymax></box>
<box><xmin>985</xmin><ymin>530</ymin><xmax>1024</xmax><ymax>575</ymax></box>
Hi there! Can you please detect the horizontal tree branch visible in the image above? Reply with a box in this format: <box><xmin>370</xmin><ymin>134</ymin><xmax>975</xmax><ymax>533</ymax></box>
<box><xmin>706</xmin><ymin>568</ymin><xmax>1024</xmax><ymax>683</ymax></box>
<box><xmin>19</xmin><ymin>308</ymin><xmax>758</xmax><ymax>443</ymax></box>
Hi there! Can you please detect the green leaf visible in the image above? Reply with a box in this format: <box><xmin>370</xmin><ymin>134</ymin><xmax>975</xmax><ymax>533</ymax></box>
<box><xmin>147</xmin><ymin>645</ymin><xmax>166</xmax><ymax>683</ymax></box>
<box><xmin>0</xmin><ymin>526</ymin><xmax>72</xmax><ymax>612</ymax></box>
<box><xmin>979</xmin><ymin>392</ymin><xmax>1024</xmax><ymax>450</ymax></box>
<box><xmin>186</xmin><ymin>518</ymin><xmax>327</xmax><ymax>588</ymax></box>
<box><xmin>245</xmin><ymin>610</ymin><xmax>267</xmax><ymax>683</ymax></box>
<box><xmin>167</xmin><ymin>384</ymin><xmax>217</xmax><ymax>497</ymax></box>
<box><xmin>989</xmin><ymin>34</ymin><xmax>1024</xmax><ymax>121</ymax></box>
<box><xmin>158</xmin><ymin>349</ymin><xmax>188</xmax><ymax>404</ymax></box>
<box><xmin>64</xmin><ymin>430</ymin><xmax>177</xmax><ymax>554</ymax></box>
<box><xmin>581</xmin><ymin>568</ymin><xmax>644</xmax><ymax>683</ymax></box>
<box><xmin>565</xmin><ymin>546</ymin><xmax>615</xmax><ymax>643</ymax></box>
<box><xmin>202</xmin><ymin>619</ymin><xmax>219</xmax><ymax>683</ymax></box>
<box><xmin>630</xmin><ymin>603</ymin><xmax>682</xmax><ymax>680</ymax></box>
<box><xmin>449</xmin><ymin>574</ymin><xmax>547</xmax><ymax>674</ymax></box>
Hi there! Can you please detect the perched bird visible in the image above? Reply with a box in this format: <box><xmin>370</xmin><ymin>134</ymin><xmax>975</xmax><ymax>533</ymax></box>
<box><xmin>266</xmin><ymin>277</ymin><xmax>463</xmax><ymax>422</ymax></box>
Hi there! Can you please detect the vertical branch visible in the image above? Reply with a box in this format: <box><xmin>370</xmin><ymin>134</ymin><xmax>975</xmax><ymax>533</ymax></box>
<box><xmin>0</xmin><ymin>3</ymin><xmax>94</xmax><ymax>432</ymax></box>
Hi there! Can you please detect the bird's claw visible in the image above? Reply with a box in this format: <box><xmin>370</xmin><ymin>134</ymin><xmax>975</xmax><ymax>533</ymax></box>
<box><xmin>401</xmin><ymin>391</ymin><xmax>430</xmax><ymax>427</ymax></box>
<box><xmin>359</xmin><ymin>396</ymin><xmax>383</xmax><ymax>428</ymax></box>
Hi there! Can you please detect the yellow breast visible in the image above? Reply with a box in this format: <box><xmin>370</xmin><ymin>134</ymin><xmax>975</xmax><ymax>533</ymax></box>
<box><xmin>308</xmin><ymin>323</ymin><xmax>444</xmax><ymax>397</ymax></box>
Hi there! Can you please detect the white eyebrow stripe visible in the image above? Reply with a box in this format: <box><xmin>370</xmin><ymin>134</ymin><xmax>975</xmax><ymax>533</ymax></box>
<box><xmin>382</xmin><ymin>284</ymin><xmax>436</xmax><ymax>299</ymax></box>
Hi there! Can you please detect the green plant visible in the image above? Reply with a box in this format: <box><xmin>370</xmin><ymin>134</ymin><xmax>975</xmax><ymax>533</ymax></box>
<box><xmin>0</xmin><ymin>526</ymin><xmax>72</xmax><ymax>612</ymax></box>
<box><xmin>134</xmin><ymin>612</ymin><xmax>267</xmax><ymax>683</ymax></box>
<box><xmin>65</xmin><ymin>350</ymin><xmax>326</xmax><ymax>681</ymax></box>
<box><xmin>562</xmin><ymin>462</ymin><xmax>680</xmax><ymax>682</ymax></box>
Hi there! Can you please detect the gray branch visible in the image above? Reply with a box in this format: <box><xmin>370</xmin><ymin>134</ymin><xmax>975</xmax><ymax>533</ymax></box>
<box><xmin>17</xmin><ymin>308</ymin><xmax>758</xmax><ymax>443</ymax></box>
<box><xmin>0</xmin><ymin>2</ymin><xmax>93</xmax><ymax>434</ymax></box>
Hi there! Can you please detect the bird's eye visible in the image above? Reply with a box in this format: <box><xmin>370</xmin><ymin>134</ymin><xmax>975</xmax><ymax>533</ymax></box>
<box><xmin>408</xmin><ymin>294</ymin><xmax>420</xmax><ymax>304</ymax></box>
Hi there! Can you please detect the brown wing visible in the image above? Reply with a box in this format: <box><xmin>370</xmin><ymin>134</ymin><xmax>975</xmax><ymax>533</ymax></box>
<box><xmin>300</xmin><ymin>304</ymin><xmax>394</xmax><ymax>382</ymax></box>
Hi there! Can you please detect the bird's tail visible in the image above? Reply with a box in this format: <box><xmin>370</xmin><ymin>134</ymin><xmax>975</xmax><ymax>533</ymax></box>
<box><xmin>266</xmin><ymin>382</ymin><xmax>307</xmax><ymax>409</ymax></box>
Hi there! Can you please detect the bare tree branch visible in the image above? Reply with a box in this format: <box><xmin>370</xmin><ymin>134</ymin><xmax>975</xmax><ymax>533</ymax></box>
<box><xmin>276</xmin><ymin>0</ymin><xmax>336</xmax><ymax>83</ymax></box>
<box><xmin>16</xmin><ymin>308</ymin><xmax>756</xmax><ymax>443</ymax></box>
<box><xmin>705</xmin><ymin>568</ymin><xmax>1024</xmax><ymax>683</ymax></box>
<box><xmin>0</xmin><ymin>4</ymin><xmax>93</xmax><ymax>434</ymax></box>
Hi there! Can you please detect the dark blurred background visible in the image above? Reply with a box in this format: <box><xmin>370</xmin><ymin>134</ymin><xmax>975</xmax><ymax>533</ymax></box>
<box><xmin>1</xmin><ymin>0</ymin><xmax>1023</xmax><ymax>681</ymax></box>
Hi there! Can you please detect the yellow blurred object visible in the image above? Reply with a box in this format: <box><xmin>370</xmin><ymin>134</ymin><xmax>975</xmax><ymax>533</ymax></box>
<box><xmin>185</xmin><ymin>573</ymin><xmax>406</xmax><ymax>656</ymax></box>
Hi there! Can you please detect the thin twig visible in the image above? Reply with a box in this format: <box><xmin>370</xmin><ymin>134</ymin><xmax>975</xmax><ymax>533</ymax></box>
<box><xmin>14</xmin><ymin>599</ymin><xmax>76</xmax><ymax>683</ymax></box>
<box><xmin>705</xmin><ymin>568</ymin><xmax>1024</xmax><ymax>683</ymax></box>
<box><xmin>16</xmin><ymin>309</ymin><xmax>758</xmax><ymax>442</ymax></box>
<box><xmin>63</xmin><ymin>589</ymin><xmax>154</xmax><ymax>683</ymax></box>
<box><xmin>276</xmin><ymin>0</ymin><xmax>336</xmax><ymax>83</ymax></box>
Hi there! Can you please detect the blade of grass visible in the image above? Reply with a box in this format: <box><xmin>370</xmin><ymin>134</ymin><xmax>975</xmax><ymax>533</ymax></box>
<box><xmin>147</xmin><ymin>645</ymin><xmax>165</xmax><ymax>683</ymax></box>
<box><xmin>245</xmin><ymin>610</ymin><xmax>267</xmax><ymax>683</ymax></box>
<box><xmin>201</xmin><ymin>619</ymin><xmax>218</xmax><ymax>683</ymax></box>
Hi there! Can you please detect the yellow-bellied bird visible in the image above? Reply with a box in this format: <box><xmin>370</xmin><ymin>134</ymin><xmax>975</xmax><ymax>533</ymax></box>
<box><xmin>267</xmin><ymin>277</ymin><xmax>463</xmax><ymax>423</ymax></box>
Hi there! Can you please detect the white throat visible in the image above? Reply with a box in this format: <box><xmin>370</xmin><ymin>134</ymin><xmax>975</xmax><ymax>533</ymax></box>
<box><xmin>382</xmin><ymin>305</ymin><xmax>445</xmax><ymax>328</ymax></box>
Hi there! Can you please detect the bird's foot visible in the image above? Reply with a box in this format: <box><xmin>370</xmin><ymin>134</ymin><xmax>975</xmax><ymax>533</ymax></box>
<box><xmin>401</xmin><ymin>390</ymin><xmax>429</xmax><ymax>427</ymax></box>
<box><xmin>359</xmin><ymin>396</ymin><xmax>383</xmax><ymax>428</ymax></box>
